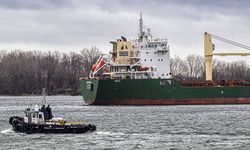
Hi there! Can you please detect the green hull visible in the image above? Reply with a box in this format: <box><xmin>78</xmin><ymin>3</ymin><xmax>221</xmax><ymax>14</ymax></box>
<box><xmin>80</xmin><ymin>79</ymin><xmax>250</xmax><ymax>105</ymax></box>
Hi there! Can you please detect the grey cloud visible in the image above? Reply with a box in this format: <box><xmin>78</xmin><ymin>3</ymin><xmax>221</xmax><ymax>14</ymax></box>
<box><xmin>0</xmin><ymin>0</ymin><xmax>71</xmax><ymax>10</ymax></box>
<box><xmin>0</xmin><ymin>0</ymin><xmax>249</xmax><ymax>59</ymax></box>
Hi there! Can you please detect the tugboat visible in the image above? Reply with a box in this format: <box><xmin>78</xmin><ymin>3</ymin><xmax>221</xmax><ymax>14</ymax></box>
<box><xmin>9</xmin><ymin>89</ymin><xmax>96</xmax><ymax>134</ymax></box>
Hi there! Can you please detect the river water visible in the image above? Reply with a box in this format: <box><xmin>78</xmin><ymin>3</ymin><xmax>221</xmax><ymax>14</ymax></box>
<box><xmin>1</xmin><ymin>96</ymin><xmax>250</xmax><ymax>150</ymax></box>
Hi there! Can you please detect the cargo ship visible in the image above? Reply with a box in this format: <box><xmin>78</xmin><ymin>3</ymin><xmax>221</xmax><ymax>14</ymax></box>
<box><xmin>80</xmin><ymin>14</ymin><xmax>250</xmax><ymax>105</ymax></box>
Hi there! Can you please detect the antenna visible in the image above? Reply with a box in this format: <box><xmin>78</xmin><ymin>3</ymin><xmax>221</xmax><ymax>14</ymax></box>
<box><xmin>138</xmin><ymin>12</ymin><xmax>144</xmax><ymax>41</ymax></box>
<box><xmin>139</xmin><ymin>13</ymin><xmax>143</xmax><ymax>36</ymax></box>
<box><xmin>138</xmin><ymin>13</ymin><xmax>152</xmax><ymax>41</ymax></box>
<box><xmin>42</xmin><ymin>88</ymin><xmax>46</xmax><ymax>104</ymax></box>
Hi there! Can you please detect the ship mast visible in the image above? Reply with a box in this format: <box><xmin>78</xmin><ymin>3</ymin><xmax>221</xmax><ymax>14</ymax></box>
<box><xmin>138</xmin><ymin>13</ymin><xmax>151</xmax><ymax>42</ymax></box>
<box><xmin>138</xmin><ymin>13</ymin><xmax>144</xmax><ymax>42</ymax></box>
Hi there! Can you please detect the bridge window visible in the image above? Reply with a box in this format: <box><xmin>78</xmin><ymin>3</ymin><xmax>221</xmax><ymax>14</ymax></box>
<box><xmin>119</xmin><ymin>51</ymin><xmax>128</xmax><ymax>56</ymax></box>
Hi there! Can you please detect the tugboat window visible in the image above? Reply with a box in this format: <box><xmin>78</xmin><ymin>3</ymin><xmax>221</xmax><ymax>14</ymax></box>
<box><xmin>39</xmin><ymin>114</ymin><xmax>42</xmax><ymax>119</ymax></box>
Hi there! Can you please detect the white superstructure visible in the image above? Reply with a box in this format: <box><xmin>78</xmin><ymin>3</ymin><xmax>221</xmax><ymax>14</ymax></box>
<box><xmin>91</xmin><ymin>13</ymin><xmax>172</xmax><ymax>79</ymax></box>
<box><xmin>135</xmin><ymin>39</ymin><xmax>170</xmax><ymax>78</ymax></box>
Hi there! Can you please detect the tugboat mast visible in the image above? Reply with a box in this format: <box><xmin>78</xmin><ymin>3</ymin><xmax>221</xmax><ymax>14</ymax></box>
<box><xmin>42</xmin><ymin>88</ymin><xmax>46</xmax><ymax>104</ymax></box>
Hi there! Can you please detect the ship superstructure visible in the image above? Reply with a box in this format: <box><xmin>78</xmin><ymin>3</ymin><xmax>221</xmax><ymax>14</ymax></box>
<box><xmin>91</xmin><ymin>13</ymin><xmax>171</xmax><ymax>80</ymax></box>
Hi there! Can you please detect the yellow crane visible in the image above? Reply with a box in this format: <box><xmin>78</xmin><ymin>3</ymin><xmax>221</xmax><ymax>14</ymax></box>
<box><xmin>204</xmin><ymin>32</ymin><xmax>250</xmax><ymax>81</ymax></box>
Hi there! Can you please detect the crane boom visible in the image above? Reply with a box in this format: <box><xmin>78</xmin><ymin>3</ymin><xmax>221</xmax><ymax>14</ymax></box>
<box><xmin>210</xmin><ymin>33</ymin><xmax>250</xmax><ymax>50</ymax></box>
<box><xmin>204</xmin><ymin>32</ymin><xmax>250</xmax><ymax>81</ymax></box>
<box><xmin>213</xmin><ymin>52</ymin><xmax>250</xmax><ymax>56</ymax></box>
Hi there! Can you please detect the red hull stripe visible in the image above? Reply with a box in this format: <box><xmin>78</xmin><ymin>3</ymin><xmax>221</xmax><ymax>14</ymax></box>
<box><xmin>90</xmin><ymin>98</ymin><xmax>250</xmax><ymax>105</ymax></box>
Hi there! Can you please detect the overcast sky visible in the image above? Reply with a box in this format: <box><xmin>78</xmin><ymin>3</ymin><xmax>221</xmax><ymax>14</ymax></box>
<box><xmin>0</xmin><ymin>0</ymin><xmax>249</xmax><ymax>60</ymax></box>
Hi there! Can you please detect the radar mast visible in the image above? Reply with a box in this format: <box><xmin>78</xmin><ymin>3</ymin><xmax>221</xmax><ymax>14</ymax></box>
<box><xmin>138</xmin><ymin>13</ymin><xmax>144</xmax><ymax>42</ymax></box>
<box><xmin>138</xmin><ymin>13</ymin><xmax>151</xmax><ymax>42</ymax></box>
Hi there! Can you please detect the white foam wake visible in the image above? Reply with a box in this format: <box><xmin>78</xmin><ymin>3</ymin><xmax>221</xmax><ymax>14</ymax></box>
<box><xmin>0</xmin><ymin>128</ymin><xmax>14</xmax><ymax>134</ymax></box>
<box><xmin>97</xmin><ymin>131</ymin><xmax>125</xmax><ymax>136</ymax></box>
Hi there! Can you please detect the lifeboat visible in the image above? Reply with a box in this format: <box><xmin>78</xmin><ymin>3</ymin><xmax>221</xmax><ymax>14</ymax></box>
<box><xmin>138</xmin><ymin>65</ymin><xmax>149</xmax><ymax>71</ymax></box>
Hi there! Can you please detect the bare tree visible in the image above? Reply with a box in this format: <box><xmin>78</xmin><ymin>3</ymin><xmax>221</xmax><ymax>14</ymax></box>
<box><xmin>80</xmin><ymin>46</ymin><xmax>102</xmax><ymax>77</ymax></box>
<box><xmin>185</xmin><ymin>54</ymin><xmax>204</xmax><ymax>80</ymax></box>
<box><xmin>170</xmin><ymin>56</ymin><xmax>188</xmax><ymax>79</ymax></box>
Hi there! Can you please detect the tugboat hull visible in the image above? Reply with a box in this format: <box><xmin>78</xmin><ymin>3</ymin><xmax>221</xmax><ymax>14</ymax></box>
<box><xmin>9</xmin><ymin>116</ymin><xmax>96</xmax><ymax>134</ymax></box>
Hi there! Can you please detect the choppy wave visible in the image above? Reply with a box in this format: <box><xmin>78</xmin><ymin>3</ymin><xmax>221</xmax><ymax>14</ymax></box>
<box><xmin>1</xmin><ymin>96</ymin><xmax>250</xmax><ymax>150</ymax></box>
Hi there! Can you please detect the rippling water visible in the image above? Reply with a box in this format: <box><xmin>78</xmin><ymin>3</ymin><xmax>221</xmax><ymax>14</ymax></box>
<box><xmin>1</xmin><ymin>96</ymin><xmax>250</xmax><ymax>149</ymax></box>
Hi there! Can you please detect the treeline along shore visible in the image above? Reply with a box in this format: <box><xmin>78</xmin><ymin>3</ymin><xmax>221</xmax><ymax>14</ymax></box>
<box><xmin>0</xmin><ymin>48</ymin><xmax>101</xmax><ymax>95</ymax></box>
<box><xmin>0</xmin><ymin>49</ymin><xmax>249</xmax><ymax>95</ymax></box>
